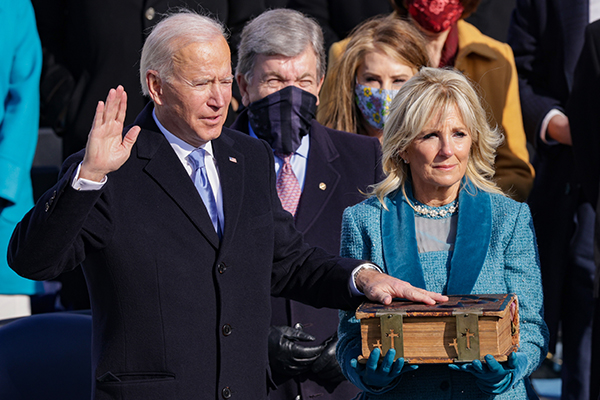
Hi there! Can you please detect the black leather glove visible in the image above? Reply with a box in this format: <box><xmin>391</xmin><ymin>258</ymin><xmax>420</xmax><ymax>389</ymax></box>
<box><xmin>311</xmin><ymin>333</ymin><xmax>346</xmax><ymax>384</ymax></box>
<box><xmin>268</xmin><ymin>325</ymin><xmax>324</xmax><ymax>377</ymax></box>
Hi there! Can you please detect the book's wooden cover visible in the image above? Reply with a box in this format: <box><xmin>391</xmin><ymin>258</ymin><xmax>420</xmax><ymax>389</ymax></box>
<box><xmin>356</xmin><ymin>294</ymin><xmax>519</xmax><ymax>364</ymax></box>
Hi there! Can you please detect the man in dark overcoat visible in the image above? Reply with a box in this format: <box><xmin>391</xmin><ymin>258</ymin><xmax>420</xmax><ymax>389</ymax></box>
<box><xmin>232</xmin><ymin>9</ymin><xmax>383</xmax><ymax>400</ymax></box>
<box><xmin>8</xmin><ymin>11</ymin><xmax>446</xmax><ymax>400</ymax></box>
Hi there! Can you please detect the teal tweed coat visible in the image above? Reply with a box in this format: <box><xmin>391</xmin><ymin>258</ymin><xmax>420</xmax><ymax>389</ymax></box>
<box><xmin>338</xmin><ymin>184</ymin><xmax>549</xmax><ymax>399</ymax></box>
<box><xmin>0</xmin><ymin>0</ymin><xmax>41</xmax><ymax>295</ymax></box>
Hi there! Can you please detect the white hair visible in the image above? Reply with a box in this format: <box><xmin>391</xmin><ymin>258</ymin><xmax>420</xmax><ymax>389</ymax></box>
<box><xmin>139</xmin><ymin>10</ymin><xmax>228</xmax><ymax>96</ymax></box>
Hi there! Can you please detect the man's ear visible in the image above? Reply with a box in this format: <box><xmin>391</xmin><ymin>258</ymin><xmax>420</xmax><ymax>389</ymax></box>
<box><xmin>146</xmin><ymin>70</ymin><xmax>163</xmax><ymax>105</ymax></box>
<box><xmin>236</xmin><ymin>74</ymin><xmax>251</xmax><ymax>107</ymax></box>
<box><xmin>315</xmin><ymin>75</ymin><xmax>325</xmax><ymax>106</ymax></box>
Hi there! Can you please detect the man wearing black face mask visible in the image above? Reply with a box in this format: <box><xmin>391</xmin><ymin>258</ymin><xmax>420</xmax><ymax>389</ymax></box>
<box><xmin>232</xmin><ymin>9</ymin><xmax>383</xmax><ymax>400</ymax></box>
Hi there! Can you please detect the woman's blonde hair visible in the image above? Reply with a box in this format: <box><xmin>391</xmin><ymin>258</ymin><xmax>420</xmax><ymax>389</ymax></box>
<box><xmin>372</xmin><ymin>67</ymin><xmax>504</xmax><ymax>205</ymax></box>
<box><xmin>317</xmin><ymin>15</ymin><xmax>430</xmax><ymax>136</ymax></box>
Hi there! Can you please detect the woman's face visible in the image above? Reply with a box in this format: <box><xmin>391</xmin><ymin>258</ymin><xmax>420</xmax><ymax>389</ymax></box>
<box><xmin>356</xmin><ymin>50</ymin><xmax>415</xmax><ymax>90</ymax></box>
<box><xmin>401</xmin><ymin>104</ymin><xmax>472</xmax><ymax>203</ymax></box>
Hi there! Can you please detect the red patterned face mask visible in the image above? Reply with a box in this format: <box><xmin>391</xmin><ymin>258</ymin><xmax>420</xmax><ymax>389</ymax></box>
<box><xmin>408</xmin><ymin>0</ymin><xmax>464</xmax><ymax>33</ymax></box>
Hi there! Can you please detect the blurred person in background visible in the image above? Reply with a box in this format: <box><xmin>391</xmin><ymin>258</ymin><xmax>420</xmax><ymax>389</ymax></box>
<box><xmin>0</xmin><ymin>0</ymin><xmax>43</xmax><ymax>319</ymax></box>
<box><xmin>508</xmin><ymin>1</ymin><xmax>598</xmax><ymax>398</ymax></box>
<box><xmin>317</xmin><ymin>15</ymin><xmax>430</xmax><ymax>141</ymax></box>
<box><xmin>287</xmin><ymin>0</ymin><xmax>394</xmax><ymax>55</ymax></box>
<box><xmin>329</xmin><ymin>0</ymin><xmax>534</xmax><ymax>202</ymax></box>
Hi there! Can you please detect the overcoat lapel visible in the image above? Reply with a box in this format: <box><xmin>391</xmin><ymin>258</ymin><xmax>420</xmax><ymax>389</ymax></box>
<box><xmin>295</xmin><ymin>121</ymin><xmax>341</xmax><ymax>233</ymax></box>
<box><xmin>212</xmin><ymin>131</ymin><xmax>245</xmax><ymax>251</ymax></box>
<box><xmin>134</xmin><ymin>104</ymin><xmax>220</xmax><ymax>248</ymax></box>
<box><xmin>381</xmin><ymin>182</ymin><xmax>492</xmax><ymax>294</ymax></box>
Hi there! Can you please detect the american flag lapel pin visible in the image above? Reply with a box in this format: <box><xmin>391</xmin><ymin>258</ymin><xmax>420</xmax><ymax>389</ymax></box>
<box><xmin>229</xmin><ymin>156</ymin><xmax>237</xmax><ymax>163</ymax></box>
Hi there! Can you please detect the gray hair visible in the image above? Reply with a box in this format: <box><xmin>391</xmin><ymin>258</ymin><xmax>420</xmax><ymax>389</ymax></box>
<box><xmin>140</xmin><ymin>10</ymin><xmax>228</xmax><ymax>96</ymax></box>
<box><xmin>235</xmin><ymin>9</ymin><xmax>326</xmax><ymax>83</ymax></box>
<box><xmin>372</xmin><ymin>67</ymin><xmax>505</xmax><ymax>205</ymax></box>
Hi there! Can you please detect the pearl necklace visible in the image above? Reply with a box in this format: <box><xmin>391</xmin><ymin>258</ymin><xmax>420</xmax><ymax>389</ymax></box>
<box><xmin>412</xmin><ymin>199</ymin><xmax>459</xmax><ymax>218</ymax></box>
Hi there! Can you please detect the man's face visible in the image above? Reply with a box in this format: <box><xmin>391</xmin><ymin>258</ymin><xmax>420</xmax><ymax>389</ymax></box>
<box><xmin>149</xmin><ymin>36</ymin><xmax>233</xmax><ymax>147</ymax></box>
<box><xmin>238</xmin><ymin>46</ymin><xmax>323</xmax><ymax>107</ymax></box>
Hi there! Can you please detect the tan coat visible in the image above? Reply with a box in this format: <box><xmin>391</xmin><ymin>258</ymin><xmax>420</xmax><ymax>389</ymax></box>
<box><xmin>327</xmin><ymin>20</ymin><xmax>534</xmax><ymax>201</ymax></box>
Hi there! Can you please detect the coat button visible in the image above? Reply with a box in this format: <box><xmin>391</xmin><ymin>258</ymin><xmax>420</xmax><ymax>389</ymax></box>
<box><xmin>440</xmin><ymin>380</ymin><xmax>450</xmax><ymax>391</ymax></box>
<box><xmin>45</xmin><ymin>203</ymin><xmax>50</xmax><ymax>212</ymax></box>
<box><xmin>222</xmin><ymin>387</ymin><xmax>232</xmax><ymax>398</ymax></box>
<box><xmin>217</xmin><ymin>263</ymin><xmax>227</xmax><ymax>274</ymax></box>
<box><xmin>222</xmin><ymin>324</ymin><xmax>232</xmax><ymax>336</ymax></box>
<box><xmin>145</xmin><ymin>7</ymin><xmax>155</xmax><ymax>20</ymax></box>
<box><xmin>293</xmin><ymin>322</ymin><xmax>303</xmax><ymax>330</ymax></box>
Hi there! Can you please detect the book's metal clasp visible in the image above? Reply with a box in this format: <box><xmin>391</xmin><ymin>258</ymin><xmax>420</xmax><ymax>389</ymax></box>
<box><xmin>380</xmin><ymin>314</ymin><xmax>403</xmax><ymax>360</ymax></box>
<box><xmin>453</xmin><ymin>310</ymin><xmax>481</xmax><ymax>361</ymax></box>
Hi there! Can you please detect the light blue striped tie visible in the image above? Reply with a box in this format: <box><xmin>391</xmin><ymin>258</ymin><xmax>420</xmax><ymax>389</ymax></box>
<box><xmin>188</xmin><ymin>149</ymin><xmax>221</xmax><ymax>238</ymax></box>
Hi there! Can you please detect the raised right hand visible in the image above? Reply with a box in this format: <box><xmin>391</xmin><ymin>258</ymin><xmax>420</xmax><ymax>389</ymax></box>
<box><xmin>80</xmin><ymin>86</ymin><xmax>141</xmax><ymax>182</ymax></box>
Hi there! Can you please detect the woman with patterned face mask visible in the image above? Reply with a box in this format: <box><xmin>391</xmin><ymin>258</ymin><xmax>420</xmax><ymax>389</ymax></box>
<box><xmin>317</xmin><ymin>15</ymin><xmax>430</xmax><ymax>141</ymax></box>
<box><xmin>328</xmin><ymin>0</ymin><xmax>534</xmax><ymax>202</ymax></box>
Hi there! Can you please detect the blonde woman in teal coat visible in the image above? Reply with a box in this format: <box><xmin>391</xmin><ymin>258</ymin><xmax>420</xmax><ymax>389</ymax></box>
<box><xmin>337</xmin><ymin>68</ymin><xmax>548</xmax><ymax>399</ymax></box>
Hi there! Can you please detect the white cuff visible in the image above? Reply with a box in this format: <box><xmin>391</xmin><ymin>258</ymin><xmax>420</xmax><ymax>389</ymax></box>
<box><xmin>71</xmin><ymin>163</ymin><xmax>107</xmax><ymax>191</ymax></box>
<box><xmin>539</xmin><ymin>109</ymin><xmax>565</xmax><ymax>144</ymax></box>
<box><xmin>350</xmin><ymin>263</ymin><xmax>383</xmax><ymax>296</ymax></box>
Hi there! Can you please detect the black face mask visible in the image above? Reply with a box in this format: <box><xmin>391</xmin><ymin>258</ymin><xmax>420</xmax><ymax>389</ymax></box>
<box><xmin>247</xmin><ymin>85</ymin><xmax>317</xmax><ymax>154</ymax></box>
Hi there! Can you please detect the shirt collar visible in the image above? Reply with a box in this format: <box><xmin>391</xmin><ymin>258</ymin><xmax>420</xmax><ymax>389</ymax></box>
<box><xmin>247</xmin><ymin>121</ymin><xmax>310</xmax><ymax>159</ymax></box>
<box><xmin>153</xmin><ymin>108</ymin><xmax>215</xmax><ymax>162</ymax></box>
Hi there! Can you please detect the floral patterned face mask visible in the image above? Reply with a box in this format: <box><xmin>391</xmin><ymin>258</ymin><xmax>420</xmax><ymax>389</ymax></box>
<box><xmin>354</xmin><ymin>82</ymin><xmax>400</xmax><ymax>130</ymax></box>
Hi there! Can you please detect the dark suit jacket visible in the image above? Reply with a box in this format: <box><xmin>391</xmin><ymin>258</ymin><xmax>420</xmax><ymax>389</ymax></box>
<box><xmin>507</xmin><ymin>0</ymin><xmax>589</xmax><ymax>349</ymax></box>
<box><xmin>508</xmin><ymin>0</ymin><xmax>588</xmax><ymax>140</ymax></box>
<box><xmin>569</xmin><ymin>20</ymin><xmax>600</xmax><ymax>208</ymax></box>
<box><xmin>8</xmin><ymin>104</ymin><xmax>365</xmax><ymax>400</ymax></box>
<box><xmin>567</xmin><ymin>23</ymin><xmax>600</xmax><ymax>399</ymax></box>
<box><xmin>231</xmin><ymin>111</ymin><xmax>382</xmax><ymax>399</ymax></box>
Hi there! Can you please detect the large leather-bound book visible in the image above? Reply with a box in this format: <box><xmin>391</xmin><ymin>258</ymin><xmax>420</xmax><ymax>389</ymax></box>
<box><xmin>356</xmin><ymin>294</ymin><xmax>519</xmax><ymax>364</ymax></box>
